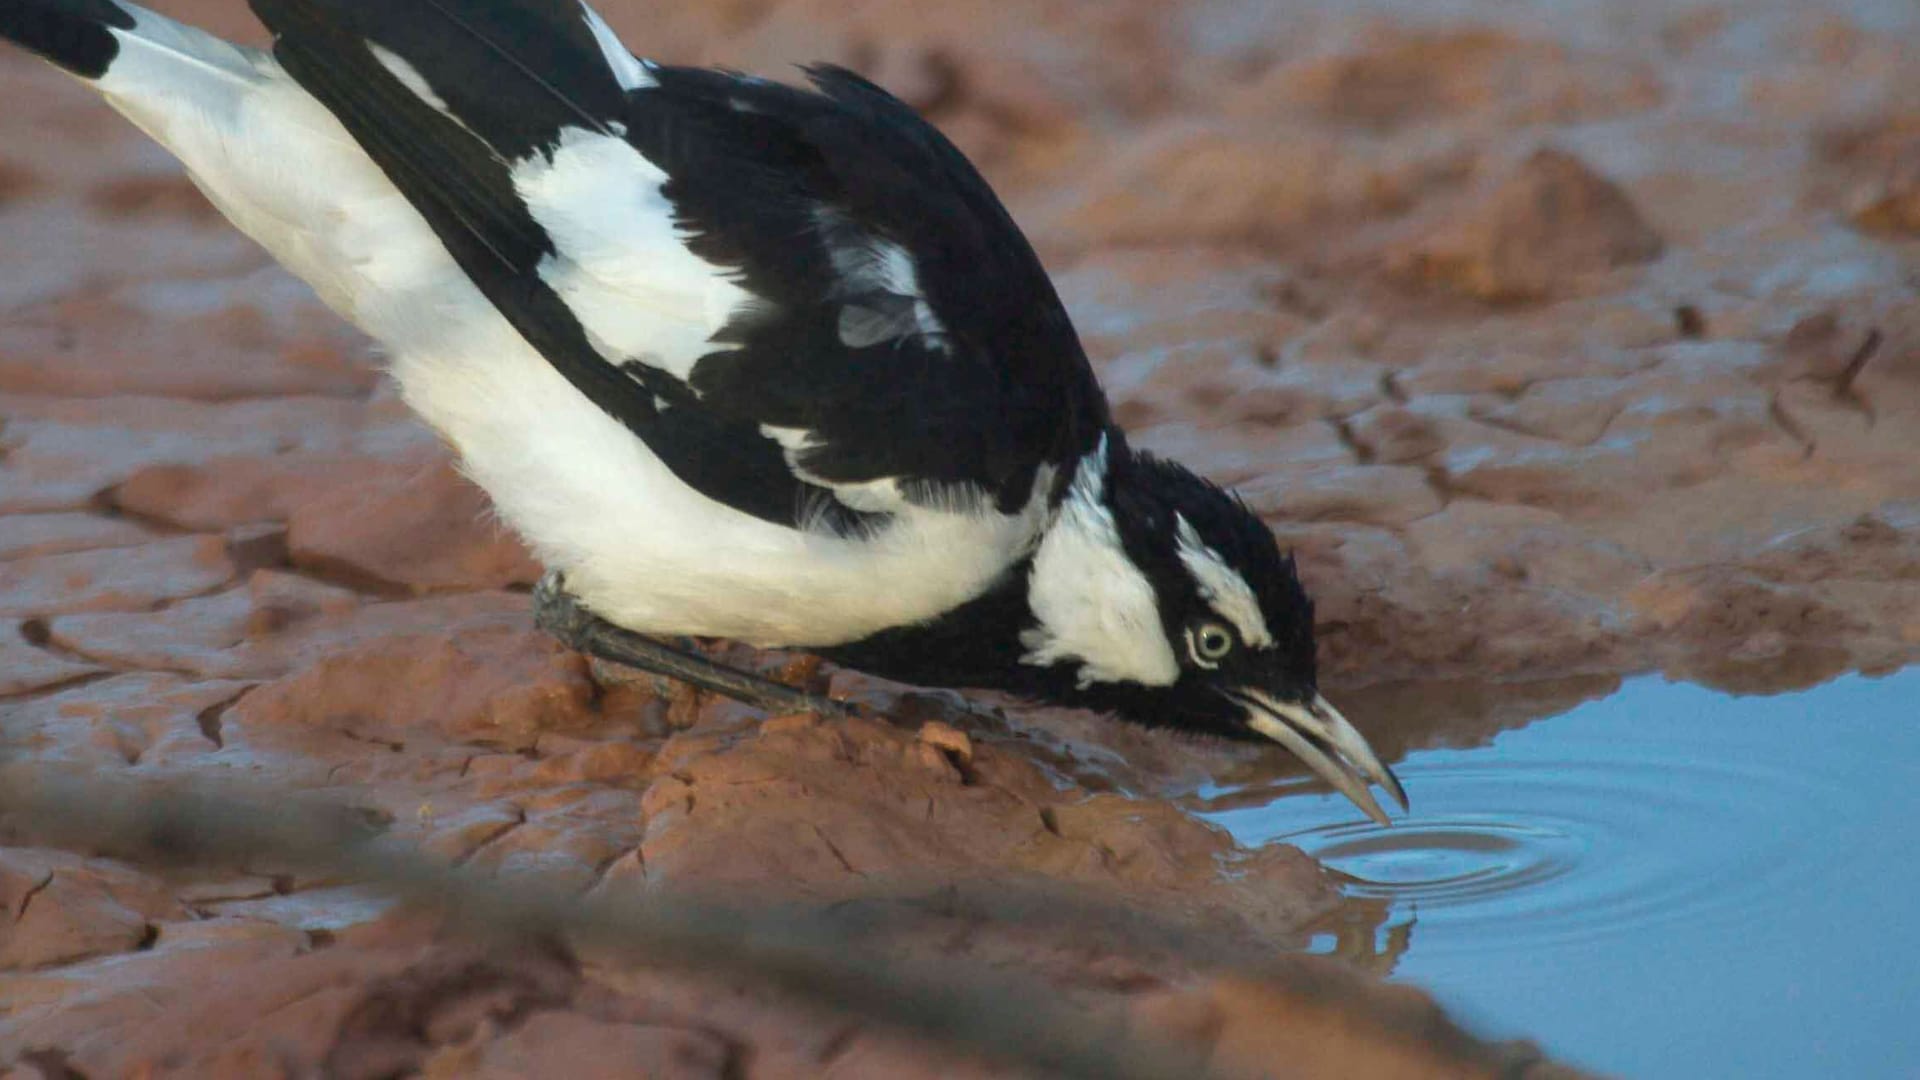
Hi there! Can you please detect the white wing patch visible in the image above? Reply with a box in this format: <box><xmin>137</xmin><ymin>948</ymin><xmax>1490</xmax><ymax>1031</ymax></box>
<box><xmin>816</xmin><ymin>209</ymin><xmax>948</xmax><ymax>350</ymax></box>
<box><xmin>1175</xmin><ymin>514</ymin><xmax>1273</xmax><ymax>648</ymax></box>
<box><xmin>365</xmin><ymin>43</ymin><xmax>454</xmax><ymax>114</ymax></box>
<box><xmin>1022</xmin><ymin>440</ymin><xmax>1180</xmax><ymax>689</ymax></box>
<box><xmin>61</xmin><ymin>27</ymin><xmax>1047</xmax><ymax>651</ymax></box>
<box><xmin>579</xmin><ymin>2</ymin><xmax>656</xmax><ymax>90</ymax></box>
<box><xmin>512</xmin><ymin>126</ymin><xmax>753</xmax><ymax>381</ymax></box>
<box><xmin>762</xmin><ymin>423</ymin><xmax>1005</xmax><ymax>522</ymax></box>
<box><xmin>759</xmin><ymin>423</ymin><xmax>867</xmax><ymax>507</ymax></box>
<box><xmin>759</xmin><ymin>422</ymin><xmax>840</xmax><ymax>488</ymax></box>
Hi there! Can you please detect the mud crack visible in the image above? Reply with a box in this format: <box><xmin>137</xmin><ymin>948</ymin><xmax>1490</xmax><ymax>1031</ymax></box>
<box><xmin>813</xmin><ymin>825</ymin><xmax>864</xmax><ymax>877</ymax></box>
<box><xmin>14</xmin><ymin>870</ymin><xmax>55</xmax><ymax>924</ymax></box>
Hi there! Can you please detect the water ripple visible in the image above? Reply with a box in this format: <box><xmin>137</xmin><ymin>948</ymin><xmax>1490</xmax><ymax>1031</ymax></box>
<box><xmin>1200</xmin><ymin>692</ymin><xmax>1888</xmax><ymax>958</ymax></box>
<box><xmin>1198</xmin><ymin>660</ymin><xmax>1920</xmax><ymax>1079</ymax></box>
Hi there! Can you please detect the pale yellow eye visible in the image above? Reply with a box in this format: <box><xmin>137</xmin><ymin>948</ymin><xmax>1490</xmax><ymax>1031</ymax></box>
<box><xmin>1192</xmin><ymin>622</ymin><xmax>1234</xmax><ymax>663</ymax></box>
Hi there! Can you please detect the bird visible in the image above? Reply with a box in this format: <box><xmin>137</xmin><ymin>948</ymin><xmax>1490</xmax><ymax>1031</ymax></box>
<box><xmin>0</xmin><ymin>0</ymin><xmax>1408</xmax><ymax>823</ymax></box>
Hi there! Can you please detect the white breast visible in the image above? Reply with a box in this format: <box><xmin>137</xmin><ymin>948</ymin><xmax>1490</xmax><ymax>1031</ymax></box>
<box><xmin>113</xmin><ymin>54</ymin><xmax>1042</xmax><ymax>646</ymax></box>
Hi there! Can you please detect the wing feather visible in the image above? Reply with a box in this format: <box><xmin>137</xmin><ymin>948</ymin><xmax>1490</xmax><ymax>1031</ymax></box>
<box><xmin>252</xmin><ymin>0</ymin><xmax>1106</xmax><ymax>526</ymax></box>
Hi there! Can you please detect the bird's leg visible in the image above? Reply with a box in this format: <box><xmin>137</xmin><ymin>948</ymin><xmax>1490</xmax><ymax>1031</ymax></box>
<box><xmin>532</xmin><ymin>572</ymin><xmax>857</xmax><ymax>720</ymax></box>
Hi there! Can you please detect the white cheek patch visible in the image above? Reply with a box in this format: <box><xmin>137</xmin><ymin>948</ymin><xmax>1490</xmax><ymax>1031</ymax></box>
<box><xmin>1022</xmin><ymin>440</ymin><xmax>1180</xmax><ymax>689</ymax></box>
<box><xmin>1175</xmin><ymin>514</ymin><xmax>1273</xmax><ymax>648</ymax></box>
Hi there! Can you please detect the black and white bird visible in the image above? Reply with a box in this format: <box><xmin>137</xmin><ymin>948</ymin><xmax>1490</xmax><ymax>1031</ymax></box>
<box><xmin>1</xmin><ymin>0</ymin><xmax>1407</xmax><ymax>822</ymax></box>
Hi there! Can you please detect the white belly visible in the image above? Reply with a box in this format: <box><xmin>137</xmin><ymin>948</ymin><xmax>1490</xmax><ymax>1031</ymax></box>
<box><xmin>124</xmin><ymin>64</ymin><xmax>1039</xmax><ymax>646</ymax></box>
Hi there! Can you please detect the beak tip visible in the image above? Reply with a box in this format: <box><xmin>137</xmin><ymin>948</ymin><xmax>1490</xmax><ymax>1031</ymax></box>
<box><xmin>1238</xmin><ymin>689</ymin><xmax>1408</xmax><ymax>826</ymax></box>
<box><xmin>1384</xmin><ymin>770</ymin><xmax>1411</xmax><ymax>814</ymax></box>
<box><xmin>1361</xmin><ymin>786</ymin><xmax>1403</xmax><ymax>827</ymax></box>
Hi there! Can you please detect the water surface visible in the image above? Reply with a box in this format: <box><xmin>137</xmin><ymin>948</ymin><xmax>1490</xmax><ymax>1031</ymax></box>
<box><xmin>1196</xmin><ymin>670</ymin><xmax>1920</xmax><ymax>1078</ymax></box>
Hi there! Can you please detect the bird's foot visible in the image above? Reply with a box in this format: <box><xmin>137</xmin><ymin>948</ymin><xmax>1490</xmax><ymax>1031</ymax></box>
<box><xmin>532</xmin><ymin>571</ymin><xmax>858</xmax><ymax>720</ymax></box>
<box><xmin>531</xmin><ymin>569</ymin><xmax>598</xmax><ymax>645</ymax></box>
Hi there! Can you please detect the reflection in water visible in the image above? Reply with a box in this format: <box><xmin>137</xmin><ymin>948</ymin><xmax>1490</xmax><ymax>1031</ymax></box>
<box><xmin>1298</xmin><ymin>893</ymin><xmax>1412</xmax><ymax>981</ymax></box>
<box><xmin>1195</xmin><ymin>669</ymin><xmax>1920</xmax><ymax>1080</ymax></box>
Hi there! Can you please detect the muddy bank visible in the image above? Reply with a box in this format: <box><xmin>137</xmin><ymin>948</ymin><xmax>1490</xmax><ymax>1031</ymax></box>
<box><xmin>4</xmin><ymin>0</ymin><xmax>1919</xmax><ymax>1074</ymax></box>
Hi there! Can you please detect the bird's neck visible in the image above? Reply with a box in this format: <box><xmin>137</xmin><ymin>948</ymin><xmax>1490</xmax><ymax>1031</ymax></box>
<box><xmin>815</xmin><ymin>558</ymin><xmax>1053</xmax><ymax>695</ymax></box>
<box><xmin>820</xmin><ymin>429</ymin><xmax>1148</xmax><ymax>702</ymax></box>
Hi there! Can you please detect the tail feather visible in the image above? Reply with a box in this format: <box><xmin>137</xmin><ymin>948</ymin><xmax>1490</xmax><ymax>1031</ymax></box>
<box><xmin>0</xmin><ymin>0</ymin><xmax>136</xmax><ymax>79</ymax></box>
<box><xmin>4</xmin><ymin>0</ymin><xmax>265</xmax><ymax>164</ymax></box>
<box><xmin>3</xmin><ymin>0</ymin><xmax>258</xmax><ymax>91</ymax></box>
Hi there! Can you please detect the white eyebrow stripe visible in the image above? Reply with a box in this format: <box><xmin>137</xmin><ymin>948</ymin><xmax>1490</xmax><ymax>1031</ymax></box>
<box><xmin>1175</xmin><ymin>514</ymin><xmax>1273</xmax><ymax>648</ymax></box>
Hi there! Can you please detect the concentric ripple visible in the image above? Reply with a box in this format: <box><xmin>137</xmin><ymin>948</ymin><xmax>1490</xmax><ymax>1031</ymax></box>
<box><xmin>1192</xmin><ymin>670</ymin><xmax>1920</xmax><ymax>1080</ymax></box>
<box><xmin>1196</xmin><ymin>675</ymin><xmax>1904</xmax><ymax>960</ymax></box>
<box><xmin>1304</xmin><ymin>817</ymin><xmax>1584</xmax><ymax>905</ymax></box>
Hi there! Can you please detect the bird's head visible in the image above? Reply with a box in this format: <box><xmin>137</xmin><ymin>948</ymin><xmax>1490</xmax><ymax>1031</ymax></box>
<box><xmin>1020</xmin><ymin>437</ymin><xmax>1407</xmax><ymax>823</ymax></box>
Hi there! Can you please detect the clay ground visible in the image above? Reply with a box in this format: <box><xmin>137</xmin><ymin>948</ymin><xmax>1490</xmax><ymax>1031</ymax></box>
<box><xmin>2</xmin><ymin>0</ymin><xmax>1918</xmax><ymax>1075</ymax></box>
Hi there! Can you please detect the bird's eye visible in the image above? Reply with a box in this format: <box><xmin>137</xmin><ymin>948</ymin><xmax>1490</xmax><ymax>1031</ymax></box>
<box><xmin>1188</xmin><ymin>622</ymin><xmax>1235</xmax><ymax>667</ymax></box>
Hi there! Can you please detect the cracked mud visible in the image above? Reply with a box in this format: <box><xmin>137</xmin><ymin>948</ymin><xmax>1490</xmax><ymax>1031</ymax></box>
<box><xmin>5</xmin><ymin>0</ymin><xmax>1920</xmax><ymax>1076</ymax></box>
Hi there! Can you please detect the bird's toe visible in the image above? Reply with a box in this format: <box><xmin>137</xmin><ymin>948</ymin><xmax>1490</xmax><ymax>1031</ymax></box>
<box><xmin>531</xmin><ymin>570</ymin><xmax>595</xmax><ymax>646</ymax></box>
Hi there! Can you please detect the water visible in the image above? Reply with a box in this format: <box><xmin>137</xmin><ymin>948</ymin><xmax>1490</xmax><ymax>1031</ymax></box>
<box><xmin>1195</xmin><ymin>670</ymin><xmax>1920</xmax><ymax>1078</ymax></box>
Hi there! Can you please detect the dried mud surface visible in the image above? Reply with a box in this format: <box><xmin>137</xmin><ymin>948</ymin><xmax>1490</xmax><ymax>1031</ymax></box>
<box><xmin>3</xmin><ymin>0</ymin><xmax>1919</xmax><ymax>1075</ymax></box>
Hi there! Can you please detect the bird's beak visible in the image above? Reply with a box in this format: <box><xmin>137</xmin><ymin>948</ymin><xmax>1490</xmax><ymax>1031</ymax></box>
<box><xmin>1234</xmin><ymin>689</ymin><xmax>1408</xmax><ymax>826</ymax></box>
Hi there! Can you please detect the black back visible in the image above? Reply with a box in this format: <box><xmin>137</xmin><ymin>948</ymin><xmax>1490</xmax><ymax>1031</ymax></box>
<box><xmin>251</xmin><ymin>0</ymin><xmax>1108</xmax><ymax>522</ymax></box>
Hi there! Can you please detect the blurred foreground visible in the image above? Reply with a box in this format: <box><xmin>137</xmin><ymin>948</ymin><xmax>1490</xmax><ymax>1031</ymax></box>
<box><xmin>4</xmin><ymin>0</ymin><xmax>1919</xmax><ymax>1074</ymax></box>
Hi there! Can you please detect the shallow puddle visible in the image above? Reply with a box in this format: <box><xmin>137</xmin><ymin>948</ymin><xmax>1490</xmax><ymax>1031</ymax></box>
<box><xmin>1194</xmin><ymin>669</ymin><xmax>1920</xmax><ymax>1078</ymax></box>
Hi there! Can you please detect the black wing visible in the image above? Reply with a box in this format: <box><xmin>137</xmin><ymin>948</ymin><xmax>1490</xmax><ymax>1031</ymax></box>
<box><xmin>250</xmin><ymin>0</ymin><xmax>1108</xmax><ymax>525</ymax></box>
